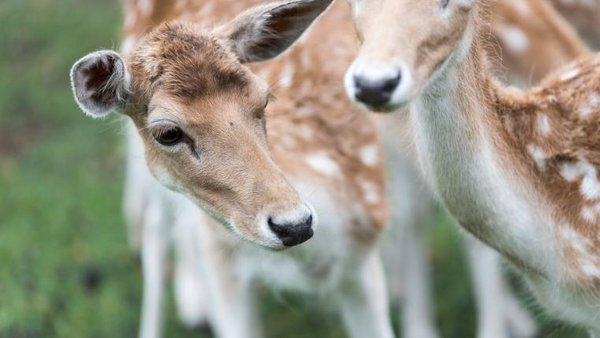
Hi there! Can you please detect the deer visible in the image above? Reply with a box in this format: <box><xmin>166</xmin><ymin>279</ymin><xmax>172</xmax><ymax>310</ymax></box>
<box><xmin>113</xmin><ymin>0</ymin><xmax>586</xmax><ymax>337</ymax></box>
<box><xmin>344</xmin><ymin>0</ymin><xmax>600</xmax><ymax>336</ymax></box>
<box><xmin>374</xmin><ymin>1</ymin><xmax>590</xmax><ymax>337</ymax></box>
<box><xmin>71</xmin><ymin>1</ymin><xmax>398</xmax><ymax>338</ymax></box>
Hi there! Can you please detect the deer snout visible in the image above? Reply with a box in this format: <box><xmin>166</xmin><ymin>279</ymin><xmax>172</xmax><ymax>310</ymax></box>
<box><xmin>266</xmin><ymin>205</ymin><xmax>315</xmax><ymax>247</ymax></box>
<box><xmin>353</xmin><ymin>73</ymin><xmax>401</xmax><ymax>107</ymax></box>
<box><xmin>345</xmin><ymin>60</ymin><xmax>412</xmax><ymax>111</ymax></box>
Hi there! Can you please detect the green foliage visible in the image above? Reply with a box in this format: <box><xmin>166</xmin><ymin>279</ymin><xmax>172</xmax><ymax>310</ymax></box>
<box><xmin>0</xmin><ymin>0</ymin><xmax>588</xmax><ymax>337</ymax></box>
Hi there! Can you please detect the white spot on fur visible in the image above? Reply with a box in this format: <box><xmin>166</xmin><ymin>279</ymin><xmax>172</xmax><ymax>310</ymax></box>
<box><xmin>121</xmin><ymin>36</ymin><xmax>137</xmax><ymax>56</ymax></box>
<box><xmin>297</xmin><ymin>106</ymin><xmax>315</xmax><ymax>117</ymax></box>
<box><xmin>359</xmin><ymin>180</ymin><xmax>380</xmax><ymax>205</ymax></box>
<box><xmin>527</xmin><ymin>144</ymin><xmax>546</xmax><ymax>170</ymax></box>
<box><xmin>560</xmin><ymin>227</ymin><xmax>600</xmax><ymax>278</ymax></box>
<box><xmin>298</xmin><ymin>125</ymin><xmax>314</xmax><ymax>140</ymax></box>
<box><xmin>305</xmin><ymin>152</ymin><xmax>341</xmax><ymax>177</ymax></box>
<box><xmin>497</xmin><ymin>25</ymin><xmax>529</xmax><ymax>55</ymax></box>
<box><xmin>138</xmin><ymin>0</ymin><xmax>153</xmax><ymax>15</ymax></box>
<box><xmin>359</xmin><ymin>144</ymin><xmax>379</xmax><ymax>167</ymax></box>
<box><xmin>581</xmin><ymin>207</ymin><xmax>595</xmax><ymax>222</ymax></box>
<box><xmin>580</xmin><ymin>260</ymin><xmax>600</xmax><ymax>278</ymax></box>
<box><xmin>560</xmin><ymin>162</ymin><xmax>584</xmax><ymax>182</ymax></box>
<box><xmin>560</xmin><ymin>227</ymin><xmax>588</xmax><ymax>255</ymax></box>
<box><xmin>560</xmin><ymin>68</ymin><xmax>580</xmax><ymax>82</ymax></box>
<box><xmin>559</xmin><ymin>159</ymin><xmax>600</xmax><ymax>200</ymax></box>
<box><xmin>124</xmin><ymin>11</ymin><xmax>137</xmax><ymax>30</ymax></box>
<box><xmin>537</xmin><ymin>114</ymin><xmax>551</xmax><ymax>136</ymax></box>
<box><xmin>579</xmin><ymin>92</ymin><xmax>600</xmax><ymax>119</ymax></box>
<box><xmin>279</xmin><ymin>63</ymin><xmax>295</xmax><ymax>88</ymax></box>
<box><xmin>581</xmin><ymin>171</ymin><xmax>600</xmax><ymax>200</ymax></box>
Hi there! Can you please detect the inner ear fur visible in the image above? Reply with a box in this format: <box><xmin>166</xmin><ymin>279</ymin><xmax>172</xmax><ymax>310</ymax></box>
<box><xmin>214</xmin><ymin>0</ymin><xmax>334</xmax><ymax>63</ymax></box>
<box><xmin>70</xmin><ymin>50</ymin><xmax>130</xmax><ymax>118</ymax></box>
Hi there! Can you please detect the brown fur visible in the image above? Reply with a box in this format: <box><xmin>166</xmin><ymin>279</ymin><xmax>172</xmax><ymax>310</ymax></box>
<box><xmin>122</xmin><ymin>0</ymin><xmax>388</xmax><ymax>244</ymax></box>
<box><xmin>548</xmin><ymin>0</ymin><xmax>600</xmax><ymax>49</ymax></box>
<box><xmin>487</xmin><ymin>0</ymin><xmax>588</xmax><ymax>85</ymax></box>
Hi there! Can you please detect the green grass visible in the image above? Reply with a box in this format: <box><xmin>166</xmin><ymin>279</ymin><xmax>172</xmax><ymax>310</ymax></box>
<box><xmin>0</xmin><ymin>0</ymin><xmax>589</xmax><ymax>337</ymax></box>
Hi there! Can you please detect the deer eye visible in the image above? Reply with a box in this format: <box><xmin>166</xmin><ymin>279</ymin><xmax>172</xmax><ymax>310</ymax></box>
<box><xmin>154</xmin><ymin>126</ymin><xmax>183</xmax><ymax>146</ymax></box>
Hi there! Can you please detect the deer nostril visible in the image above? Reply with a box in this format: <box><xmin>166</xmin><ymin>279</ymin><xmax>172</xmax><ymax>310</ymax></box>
<box><xmin>353</xmin><ymin>71</ymin><xmax>402</xmax><ymax>107</ymax></box>
<box><xmin>268</xmin><ymin>215</ymin><xmax>314</xmax><ymax>247</ymax></box>
<box><xmin>382</xmin><ymin>74</ymin><xmax>401</xmax><ymax>92</ymax></box>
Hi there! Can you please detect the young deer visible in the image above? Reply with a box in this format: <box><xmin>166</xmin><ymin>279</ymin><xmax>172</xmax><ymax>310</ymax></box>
<box><xmin>345</xmin><ymin>0</ymin><xmax>600</xmax><ymax>336</ymax></box>
<box><xmin>71</xmin><ymin>1</ymin><xmax>396</xmax><ymax>338</ymax></box>
<box><xmin>376</xmin><ymin>1</ymin><xmax>587</xmax><ymax>337</ymax></box>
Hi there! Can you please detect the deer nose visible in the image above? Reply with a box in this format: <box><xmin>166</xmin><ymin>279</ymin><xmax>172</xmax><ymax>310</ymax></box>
<box><xmin>353</xmin><ymin>72</ymin><xmax>401</xmax><ymax>107</ymax></box>
<box><xmin>268</xmin><ymin>214</ymin><xmax>314</xmax><ymax>247</ymax></box>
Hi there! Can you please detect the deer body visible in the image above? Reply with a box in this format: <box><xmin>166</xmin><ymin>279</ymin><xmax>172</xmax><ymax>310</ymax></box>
<box><xmin>73</xmin><ymin>0</ymin><xmax>395</xmax><ymax>337</ymax></box>
<box><xmin>414</xmin><ymin>36</ymin><xmax>600</xmax><ymax>333</ymax></box>
<box><xmin>121</xmin><ymin>1</ymin><xmax>588</xmax><ymax>337</ymax></box>
<box><xmin>346</xmin><ymin>0</ymin><xmax>600</xmax><ymax>334</ymax></box>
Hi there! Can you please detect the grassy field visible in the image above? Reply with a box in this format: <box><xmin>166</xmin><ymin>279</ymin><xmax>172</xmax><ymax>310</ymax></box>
<box><xmin>0</xmin><ymin>0</ymin><xmax>589</xmax><ymax>337</ymax></box>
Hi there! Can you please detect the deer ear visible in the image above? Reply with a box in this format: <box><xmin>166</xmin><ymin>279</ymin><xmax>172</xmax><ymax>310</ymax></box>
<box><xmin>214</xmin><ymin>0</ymin><xmax>333</xmax><ymax>63</ymax></box>
<box><xmin>70</xmin><ymin>50</ymin><xmax>130</xmax><ymax>118</ymax></box>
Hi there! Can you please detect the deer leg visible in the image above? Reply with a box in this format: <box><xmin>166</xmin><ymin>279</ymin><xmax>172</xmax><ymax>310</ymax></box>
<box><xmin>379</xmin><ymin>119</ymin><xmax>440</xmax><ymax>338</ymax></box>
<box><xmin>172</xmin><ymin>200</ymin><xmax>209</xmax><ymax>329</ymax></box>
<box><xmin>338</xmin><ymin>252</ymin><xmax>395</xmax><ymax>338</ymax></box>
<box><xmin>139</xmin><ymin>196</ymin><xmax>169</xmax><ymax>338</ymax></box>
<box><xmin>196</xmin><ymin>220</ymin><xmax>261</xmax><ymax>338</ymax></box>
<box><xmin>464</xmin><ymin>236</ymin><xmax>536</xmax><ymax>338</ymax></box>
<box><xmin>400</xmin><ymin>219</ymin><xmax>440</xmax><ymax>338</ymax></box>
<box><xmin>123</xmin><ymin>121</ymin><xmax>151</xmax><ymax>254</ymax></box>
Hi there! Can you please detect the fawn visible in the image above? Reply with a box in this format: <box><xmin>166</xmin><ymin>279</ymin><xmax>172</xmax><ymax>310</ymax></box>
<box><xmin>71</xmin><ymin>0</ymin><xmax>395</xmax><ymax>337</ymax></box>
<box><xmin>345</xmin><ymin>0</ymin><xmax>600</xmax><ymax>336</ymax></box>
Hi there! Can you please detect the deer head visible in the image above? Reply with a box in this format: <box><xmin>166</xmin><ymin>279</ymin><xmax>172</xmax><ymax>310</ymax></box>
<box><xmin>344</xmin><ymin>0</ymin><xmax>477</xmax><ymax>112</ymax></box>
<box><xmin>70</xmin><ymin>0</ymin><xmax>334</xmax><ymax>249</ymax></box>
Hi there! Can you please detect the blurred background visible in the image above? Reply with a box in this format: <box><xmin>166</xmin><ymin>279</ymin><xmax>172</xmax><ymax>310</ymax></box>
<box><xmin>0</xmin><ymin>0</ymin><xmax>589</xmax><ymax>337</ymax></box>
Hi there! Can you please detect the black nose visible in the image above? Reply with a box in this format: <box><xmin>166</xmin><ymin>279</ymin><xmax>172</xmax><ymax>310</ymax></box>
<box><xmin>268</xmin><ymin>215</ymin><xmax>314</xmax><ymax>247</ymax></box>
<box><xmin>353</xmin><ymin>72</ymin><xmax>401</xmax><ymax>107</ymax></box>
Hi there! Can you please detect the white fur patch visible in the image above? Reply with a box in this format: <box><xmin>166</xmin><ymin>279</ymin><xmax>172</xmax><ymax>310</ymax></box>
<box><xmin>305</xmin><ymin>152</ymin><xmax>341</xmax><ymax>177</ymax></box>
<box><xmin>497</xmin><ymin>25</ymin><xmax>529</xmax><ymax>55</ymax></box>
<box><xmin>537</xmin><ymin>114</ymin><xmax>551</xmax><ymax>136</ymax></box>
<box><xmin>581</xmin><ymin>171</ymin><xmax>600</xmax><ymax>200</ymax></box>
<box><xmin>560</xmin><ymin>68</ymin><xmax>580</xmax><ymax>82</ymax></box>
<box><xmin>298</xmin><ymin>125</ymin><xmax>314</xmax><ymax>140</ymax></box>
<box><xmin>359</xmin><ymin>180</ymin><xmax>380</xmax><ymax>205</ymax></box>
<box><xmin>559</xmin><ymin>159</ymin><xmax>600</xmax><ymax>200</ymax></box>
<box><xmin>124</xmin><ymin>11</ymin><xmax>137</xmax><ymax>30</ymax></box>
<box><xmin>581</xmin><ymin>207</ymin><xmax>596</xmax><ymax>222</ymax></box>
<box><xmin>138</xmin><ymin>0</ymin><xmax>153</xmax><ymax>15</ymax></box>
<box><xmin>579</xmin><ymin>92</ymin><xmax>600</xmax><ymax>119</ymax></box>
<box><xmin>359</xmin><ymin>144</ymin><xmax>379</xmax><ymax>167</ymax></box>
<box><xmin>560</xmin><ymin>227</ymin><xmax>600</xmax><ymax>278</ymax></box>
<box><xmin>121</xmin><ymin>36</ymin><xmax>137</xmax><ymax>56</ymax></box>
<box><xmin>527</xmin><ymin>144</ymin><xmax>546</xmax><ymax>170</ymax></box>
<box><xmin>279</xmin><ymin>62</ymin><xmax>295</xmax><ymax>88</ymax></box>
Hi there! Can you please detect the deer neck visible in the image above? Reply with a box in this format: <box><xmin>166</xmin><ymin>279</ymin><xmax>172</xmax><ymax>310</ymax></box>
<box><xmin>410</xmin><ymin>23</ymin><xmax>559</xmax><ymax>276</ymax></box>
